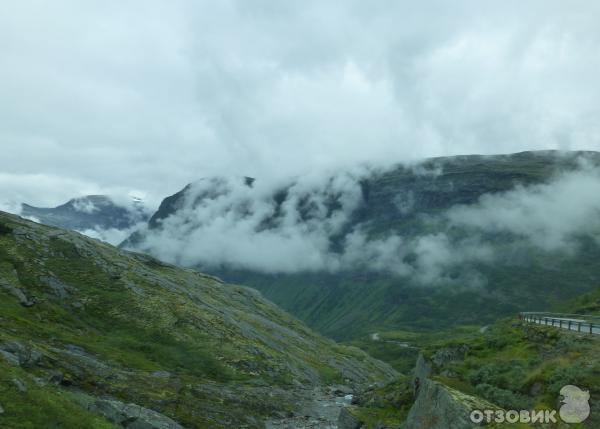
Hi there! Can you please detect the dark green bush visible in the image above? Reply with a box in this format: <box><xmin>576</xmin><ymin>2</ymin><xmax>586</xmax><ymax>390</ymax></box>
<box><xmin>475</xmin><ymin>383</ymin><xmax>532</xmax><ymax>409</ymax></box>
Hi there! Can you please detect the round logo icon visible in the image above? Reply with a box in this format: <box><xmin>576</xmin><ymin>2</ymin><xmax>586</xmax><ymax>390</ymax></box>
<box><xmin>559</xmin><ymin>385</ymin><xmax>590</xmax><ymax>424</ymax></box>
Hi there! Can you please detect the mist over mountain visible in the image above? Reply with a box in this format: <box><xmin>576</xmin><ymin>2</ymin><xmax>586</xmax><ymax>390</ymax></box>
<box><xmin>119</xmin><ymin>150</ymin><xmax>600</xmax><ymax>337</ymax></box>
<box><xmin>21</xmin><ymin>195</ymin><xmax>150</xmax><ymax>245</ymax></box>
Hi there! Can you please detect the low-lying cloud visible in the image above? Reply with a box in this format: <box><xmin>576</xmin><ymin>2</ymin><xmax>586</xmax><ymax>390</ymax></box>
<box><xmin>80</xmin><ymin>224</ymin><xmax>147</xmax><ymax>247</ymax></box>
<box><xmin>131</xmin><ymin>162</ymin><xmax>600</xmax><ymax>285</ymax></box>
<box><xmin>447</xmin><ymin>165</ymin><xmax>600</xmax><ymax>252</ymax></box>
<box><xmin>138</xmin><ymin>171</ymin><xmax>365</xmax><ymax>272</ymax></box>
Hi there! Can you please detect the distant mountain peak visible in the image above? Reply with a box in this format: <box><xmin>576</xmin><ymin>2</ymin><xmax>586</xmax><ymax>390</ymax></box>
<box><xmin>21</xmin><ymin>194</ymin><xmax>149</xmax><ymax>232</ymax></box>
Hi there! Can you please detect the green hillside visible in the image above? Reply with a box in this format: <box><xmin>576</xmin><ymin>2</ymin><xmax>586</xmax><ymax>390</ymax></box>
<box><xmin>0</xmin><ymin>211</ymin><xmax>396</xmax><ymax>428</ymax></box>
<box><xmin>341</xmin><ymin>289</ymin><xmax>600</xmax><ymax>428</ymax></box>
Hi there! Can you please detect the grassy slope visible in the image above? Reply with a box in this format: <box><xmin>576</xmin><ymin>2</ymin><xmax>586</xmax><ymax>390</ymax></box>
<box><xmin>343</xmin><ymin>288</ymin><xmax>600</xmax><ymax>428</ymax></box>
<box><xmin>0</xmin><ymin>211</ymin><xmax>395</xmax><ymax>428</ymax></box>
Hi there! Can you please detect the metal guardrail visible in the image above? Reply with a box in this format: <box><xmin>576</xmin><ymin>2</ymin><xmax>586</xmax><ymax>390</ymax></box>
<box><xmin>519</xmin><ymin>312</ymin><xmax>600</xmax><ymax>335</ymax></box>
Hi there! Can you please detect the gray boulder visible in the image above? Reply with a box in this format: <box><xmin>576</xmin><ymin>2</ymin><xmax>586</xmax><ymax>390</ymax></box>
<box><xmin>338</xmin><ymin>407</ymin><xmax>363</xmax><ymax>429</ymax></box>
<box><xmin>76</xmin><ymin>394</ymin><xmax>183</xmax><ymax>429</ymax></box>
<box><xmin>0</xmin><ymin>341</ymin><xmax>43</xmax><ymax>367</ymax></box>
<box><xmin>403</xmin><ymin>353</ymin><xmax>500</xmax><ymax>429</ymax></box>
<box><xmin>0</xmin><ymin>279</ymin><xmax>35</xmax><ymax>307</ymax></box>
<box><xmin>402</xmin><ymin>379</ymin><xmax>499</xmax><ymax>429</ymax></box>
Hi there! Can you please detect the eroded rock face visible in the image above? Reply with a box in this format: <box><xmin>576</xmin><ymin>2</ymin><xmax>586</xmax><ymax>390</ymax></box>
<box><xmin>338</xmin><ymin>407</ymin><xmax>363</xmax><ymax>429</ymax></box>
<box><xmin>403</xmin><ymin>354</ymin><xmax>498</xmax><ymax>429</ymax></box>
<box><xmin>0</xmin><ymin>279</ymin><xmax>35</xmax><ymax>307</ymax></box>
<box><xmin>76</xmin><ymin>394</ymin><xmax>183</xmax><ymax>429</ymax></box>
<box><xmin>0</xmin><ymin>341</ymin><xmax>43</xmax><ymax>367</ymax></box>
<box><xmin>402</xmin><ymin>379</ymin><xmax>496</xmax><ymax>429</ymax></box>
<box><xmin>413</xmin><ymin>355</ymin><xmax>431</xmax><ymax>383</ymax></box>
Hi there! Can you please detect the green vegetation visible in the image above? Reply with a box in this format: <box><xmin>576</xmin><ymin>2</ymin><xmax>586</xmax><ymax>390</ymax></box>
<box><xmin>417</xmin><ymin>318</ymin><xmax>599</xmax><ymax>426</ymax></box>
<box><xmin>558</xmin><ymin>286</ymin><xmax>600</xmax><ymax>315</ymax></box>
<box><xmin>346</xmin><ymin>376</ymin><xmax>413</xmax><ymax>428</ymax></box>
<box><xmin>344</xmin><ymin>295</ymin><xmax>600</xmax><ymax>428</ymax></box>
<box><xmin>0</xmin><ymin>358</ymin><xmax>118</xmax><ymax>429</ymax></box>
<box><xmin>0</xmin><ymin>211</ymin><xmax>395</xmax><ymax>428</ymax></box>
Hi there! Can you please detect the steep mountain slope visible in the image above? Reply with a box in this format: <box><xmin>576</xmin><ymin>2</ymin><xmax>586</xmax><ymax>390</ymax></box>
<box><xmin>22</xmin><ymin>195</ymin><xmax>149</xmax><ymax>233</ymax></box>
<box><xmin>121</xmin><ymin>151</ymin><xmax>600</xmax><ymax>340</ymax></box>
<box><xmin>0</xmin><ymin>211</ymin><xmax>396</xmax><ymax>428</ymax></box>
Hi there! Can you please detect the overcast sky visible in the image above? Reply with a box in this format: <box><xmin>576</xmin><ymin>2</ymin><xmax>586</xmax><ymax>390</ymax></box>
<box><xmin>2</xmin><ymin>0</ymin><xmax>600</xmax><ymax>210</ymax></box>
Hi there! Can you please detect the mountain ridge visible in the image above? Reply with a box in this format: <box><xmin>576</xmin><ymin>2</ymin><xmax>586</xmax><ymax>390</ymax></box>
<box><xmin>119</xmin><ymin>150</ymin><xmax>600</xmax><ymax>339</ymax></box>
<box><xmin>21</xmin><ymin>195</ymin><xmax>149</xmax><ymax>232</ymax></box>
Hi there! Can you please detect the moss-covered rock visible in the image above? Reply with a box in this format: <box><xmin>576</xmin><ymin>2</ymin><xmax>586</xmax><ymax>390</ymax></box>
<box><xmin>402</xmin><ymin>379</ymin><xmax>500</xmax><ymax>429</ymax></box>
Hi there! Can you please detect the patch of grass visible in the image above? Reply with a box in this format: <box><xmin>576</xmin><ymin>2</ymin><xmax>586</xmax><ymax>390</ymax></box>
<box><xmin>349</xmin><ymin>376</ymin><xmax>412</xmax><ymax>428</ymax></box>
<box><xmin>0</xmin><ymin>361</ymin><xmax>118</xmax><ymax>429</ymax></box>
<box><xmin>315</xmin><ymin>365</ymin><xmax>343</xmax><ymax>384</ymax></box>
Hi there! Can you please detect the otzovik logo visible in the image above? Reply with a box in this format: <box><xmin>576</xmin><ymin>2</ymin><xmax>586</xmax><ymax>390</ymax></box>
<box><xmin>559</xmin><ymin>385</ymin><xmax>590</xmax><ymax>424</ymax></box>
<box><xmin>469</xmin><ymin>384</ymin><xmax>590</xmax><ymax>424</ymax></box>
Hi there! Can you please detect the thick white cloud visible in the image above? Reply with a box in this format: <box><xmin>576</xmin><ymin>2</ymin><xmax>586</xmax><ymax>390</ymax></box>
<box><xmin>131</xmin><ymin>163</ymin><xmax>600</xmax><ymax>286</ymax></box>
<box><xmin>447</xmin><ymin>164</ymin><xmax>600</xmax><ymax>251</ymax></box>
<box><xmin>78</xmin><ymin>223</ymin><xmax>147</xmax><ymax>247</ymax></box>
<box><xmin>132</xmin><ymin>171</ymin><xmax>494</xmax><ymax>285</ymax></box>
<box><xmin>139</xmin><ymin>173</ymin><xmax>365</xmax><ymax>272</ymax></box>
<box><xmin>1</xmin><ymin>0</ymin><xmax>600</xmax><ymax>209</ymax></box>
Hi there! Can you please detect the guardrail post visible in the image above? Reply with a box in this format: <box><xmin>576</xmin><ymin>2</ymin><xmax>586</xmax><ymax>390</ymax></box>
<box><xmin>590</xmin><ymin>324</ymin><xmax>593</xmax><ymax>335</ymax></box>
<box><xmin>568</xmin><ymin>321</ymin><xmax>572</xmax><ymax>330</ymax></box>
<box><xmin>578</xmin><ymin>322</ymin><xmax>581</xmax><ymax>332</ymax></box>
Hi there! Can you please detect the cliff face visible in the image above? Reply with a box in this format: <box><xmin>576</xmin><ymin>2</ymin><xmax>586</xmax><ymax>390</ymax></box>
<box><xmin>402</xmin><ymin>379</ymin><xmax>496</xmax><ymax>429</ymax></box>
<box><xmin>0</xmin><ymin>210</ymin><xmax>396</xmax><ymax>428</ymax></box>
<box><xmin>402</xmin><ymin>354</ymin><xmax>497</xmax><ymax>429</ymax></box>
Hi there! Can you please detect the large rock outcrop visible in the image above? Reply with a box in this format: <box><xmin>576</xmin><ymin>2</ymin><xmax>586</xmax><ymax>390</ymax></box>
<box><xmin>402</xmin><ymin>379</ymin><xmax>499</xmax><ymax>429</ymax></box>
<box><xmin>402</xmin><ymin>354</ymin><xmax>499</xmax><ymax>429</ymax></box>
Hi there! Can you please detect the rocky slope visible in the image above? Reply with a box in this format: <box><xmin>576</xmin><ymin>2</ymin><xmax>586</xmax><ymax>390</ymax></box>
<box><xmin>121</xmin><ymin>151</ymin><xmax>600</xmax><ymax>339</ymax></box>
<box><xmin>0</xmin><ymin>211</ymin><xmax>396</xmax><ymax>428</ymax></box>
